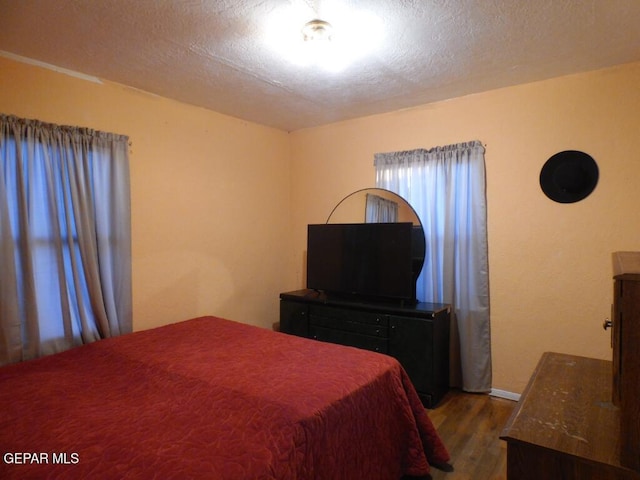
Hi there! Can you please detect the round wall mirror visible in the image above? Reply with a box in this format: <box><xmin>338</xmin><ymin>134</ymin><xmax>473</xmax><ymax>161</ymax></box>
<box><xmin>326</xmin><ymin>188</ymin><xmax>426</xmax><ymax>280</ymax></box>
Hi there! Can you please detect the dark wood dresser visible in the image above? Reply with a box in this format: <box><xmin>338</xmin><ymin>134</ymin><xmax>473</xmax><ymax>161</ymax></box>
<box><xmin>500</xmin><ymin>352</ymin><xmax>640</xmax><ymax>480</ymax></box>
<box><xmin>279</xmin><ymin>289</ymin><xmax>450</xmax><ymax>408</ymax></box>
<box><xmin>613</xmin><ymin>273</ymin><xmax>640</xmax><ymax>470</ymax></box>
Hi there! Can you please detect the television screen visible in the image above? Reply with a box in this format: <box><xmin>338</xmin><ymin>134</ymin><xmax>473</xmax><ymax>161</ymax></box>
<box><xmin>306</xmin><ymin>222</ymin><xmax>415</xmax><ymax>302</ymax></box>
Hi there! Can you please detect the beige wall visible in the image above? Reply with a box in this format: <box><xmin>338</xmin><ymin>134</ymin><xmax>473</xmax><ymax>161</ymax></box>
<box><xmin>2</xmin><ymin>53</ymin><xmax>639</xmax><ymax>394</ymax></box>
<box><xmin>288</xmin><ymin>61</ymin><xmax>640</xmax><ymax>393</ymax></box>
<box><xmin>0</xmin><ymin>55</ymin><xmax>292</xmax><ymax>332</ymax></box>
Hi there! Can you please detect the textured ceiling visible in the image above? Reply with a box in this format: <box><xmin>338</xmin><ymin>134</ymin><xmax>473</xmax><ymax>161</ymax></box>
<box><xmin>1</xmin><ymin>0</ymin><xmax>639</xmax><ymax>131</ymax></box>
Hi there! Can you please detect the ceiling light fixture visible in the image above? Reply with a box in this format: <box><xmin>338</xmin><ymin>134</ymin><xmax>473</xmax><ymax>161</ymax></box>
<box><xmin>265</xmin><ymin>5</ymin><xmax>384</xmax><ymax>72</ymax></box>
<box><xmin>302</xmin><ymin>19</ymin><xmax>333</xmax><ymax>42</ymax></box>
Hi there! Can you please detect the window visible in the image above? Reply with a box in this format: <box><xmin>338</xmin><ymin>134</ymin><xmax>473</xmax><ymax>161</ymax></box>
<box><xmin>374</xmin><ymin>141</ymin><xmax>491</xmax><ymax>392</ymax></box>
<box><xmin>0</xmin><ymin>115</ymin><xmax>132</xmax><ymax>365</ymax></box>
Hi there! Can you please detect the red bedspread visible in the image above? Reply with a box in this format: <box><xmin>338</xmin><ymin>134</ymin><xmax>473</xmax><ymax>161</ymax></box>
<box><xmin>0</xmin><ymin>316</ymin><xmax>448</xmax><ymax>479</ymax></box>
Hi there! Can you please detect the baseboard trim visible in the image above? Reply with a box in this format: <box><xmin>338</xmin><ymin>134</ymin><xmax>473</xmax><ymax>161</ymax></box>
<box><xmin>490</xmin><ymin>388</ymin><xmax>521</xmax><ymax>402</ymax></box>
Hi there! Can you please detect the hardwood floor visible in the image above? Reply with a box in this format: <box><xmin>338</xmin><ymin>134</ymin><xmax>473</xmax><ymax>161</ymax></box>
<box><xmin>426</xmin><ymin>390</ymin><xmax>516</xmax><ymax>480</ymax></box>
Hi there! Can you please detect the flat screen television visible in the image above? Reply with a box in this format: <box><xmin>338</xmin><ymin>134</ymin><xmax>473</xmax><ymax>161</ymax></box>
<box><xmin>306</xmin><ymin>222</ymin><xmax>417</xmax><ymax>303</ymax></box>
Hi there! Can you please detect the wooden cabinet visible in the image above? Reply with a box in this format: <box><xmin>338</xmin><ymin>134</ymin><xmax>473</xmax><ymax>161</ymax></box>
<box><xmin>500</xmin><ymin>352</ymin><xmax>640</xmax><ymax>480</ymax></box>
<box><xmin>612</xmin><ymin>274</ymin><xmax>640</xmax><ymax>470</ymax></box>
<box><xmin>279</xmin><ymin>289</ymin><xmax>450</xmax><ymax>408</ymax></box>
<box><xmin>280</xmin><ymin>299</ymin><xmax>310</xmax><ymax>338</ymax></box>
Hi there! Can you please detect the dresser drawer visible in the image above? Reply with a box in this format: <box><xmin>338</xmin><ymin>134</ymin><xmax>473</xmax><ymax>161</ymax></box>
<box><xmin>309</xmin><ymin>313</ymin><xmax>388</xmax><ymax>337</ymax></box>
<box><xmin>310</xmin><ymin>326</ymin><xmax>389</xmax><ymax>354</ymax></box>
<box><xmin>310</xmin><ymin>305</ymin><xmax>387</xmax><ymax>325</ymax></box>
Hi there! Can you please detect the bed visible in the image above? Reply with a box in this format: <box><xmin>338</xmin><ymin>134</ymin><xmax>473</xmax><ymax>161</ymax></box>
<box><xmin>0</xmin><ymin>316</ymin><xmax>449</xmax><ymax>479</ymax></box>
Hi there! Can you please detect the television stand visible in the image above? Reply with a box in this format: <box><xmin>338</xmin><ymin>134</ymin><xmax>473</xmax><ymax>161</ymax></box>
<box><xmin>279</xmin><ymin>289</ymin><xmax>450</xmax><ymax>408</ymax></box>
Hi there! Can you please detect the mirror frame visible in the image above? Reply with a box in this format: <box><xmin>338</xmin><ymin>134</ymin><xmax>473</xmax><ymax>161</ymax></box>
<box><xmin>325</xmin><ymin>188</ymin><xmax>425</xmax><ymax>283</ymax></box>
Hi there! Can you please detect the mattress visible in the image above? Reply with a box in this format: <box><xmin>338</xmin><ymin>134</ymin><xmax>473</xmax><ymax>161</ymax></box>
<box><xmin>0</xmin><ymin>316</ymin><xmax>449</xmax><ymax>479</ymax></box>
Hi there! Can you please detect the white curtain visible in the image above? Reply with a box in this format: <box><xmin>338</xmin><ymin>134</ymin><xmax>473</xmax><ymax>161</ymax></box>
<box><xmin>0</xmin><ymin>114</ymin><xmax>132</xmax><ymax>366</ymax></box>
<box><xmin>365</xmin><ymin>193</ymin><xmax>398</xmax><ymax>222</ymax></box>
<box><xmin>374</xmin><ymin>141</ymin><xmax>491</xmax><ymax>392</ymax></box>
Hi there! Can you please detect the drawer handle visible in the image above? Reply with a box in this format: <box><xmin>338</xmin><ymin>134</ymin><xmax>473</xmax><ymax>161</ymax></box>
<box><xmin>603</xmin><ymin>318</ymin><xmax>612</xmax><ymax>330</ymax></box>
